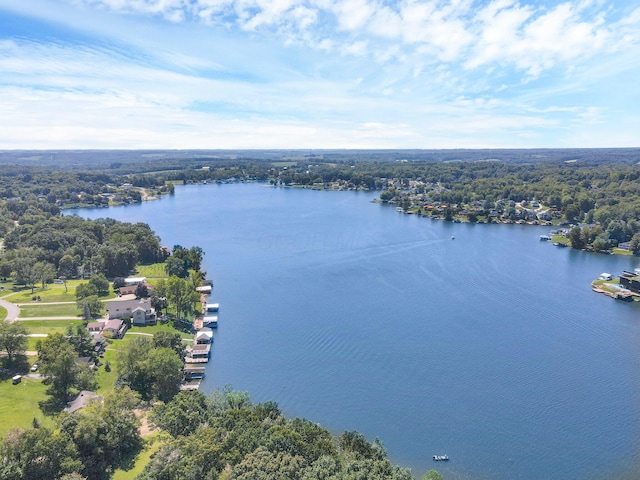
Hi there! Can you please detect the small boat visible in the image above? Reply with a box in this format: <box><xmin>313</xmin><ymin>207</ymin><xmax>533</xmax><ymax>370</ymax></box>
<box><xmin>433</xmin><ymin>455</ymin><xmax>449</xmax><ymax>461</ymax></box>
<box><xmin>539</xmin><ymin>235</ymin><xmax>551</xmax><ymax>241</ymax></box>
<box><xmin>451</xmin><ymin>235</ymin><xmax>455</xmax><ymax>240</ymax></box>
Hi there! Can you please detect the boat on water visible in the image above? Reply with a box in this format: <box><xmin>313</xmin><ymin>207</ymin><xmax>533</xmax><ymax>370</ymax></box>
<box><xmin>451</xmin><ymin>235</ymin><xmax>455</xmax><ymax>240</ymax></box>
<box><xmin>540</xmin><ymin>234</ymin><xmax>551</xmax><ymax>241</ymax></box>
<box><xmin>433</xmin><ymin>455</ymin><xmax>449</xmax><ymax>461</ymax></box>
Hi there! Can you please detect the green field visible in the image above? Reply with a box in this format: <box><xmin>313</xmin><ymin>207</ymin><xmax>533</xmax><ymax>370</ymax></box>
<box><xmin>19</xmin><ymin>303</ymin><xmax>83</xmax><ymax>318</ymax></box>
<box><xmin>20</xmin><ymin>319</ymin><xmax>84</xmax><ymax>335</ymax></box>
<box><xmin>128</xmin><ymin>324</ymin><xmax>194</xmax><ymax>340</ymax></box>
<box><xmin>134</xmin><ymin>263</ymin><xmax>168</xmax><ymax>279</ymax></box>
<box><xmin>0</xmin><ymin>377</ymin><xmax>53</xmax><ymax>436</ymax></box>
<box><xmin>0</xmin><ymin>306</ymin><xmax>7</xmax><ymax>321</ymax></box>
<box><xmin>4</xmin><ymin>279</ymin><xmax>116</xmax><ymax>303</ymax></box>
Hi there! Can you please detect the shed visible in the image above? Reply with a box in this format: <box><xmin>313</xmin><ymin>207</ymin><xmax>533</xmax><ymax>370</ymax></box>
<box><xmin>599</xmin><ymin>273</ymin><xmax>613</xmax><ymax>281</ymax></box>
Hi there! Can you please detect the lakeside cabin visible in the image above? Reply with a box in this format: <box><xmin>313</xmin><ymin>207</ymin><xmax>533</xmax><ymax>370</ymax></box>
<box><xmin>599</xmin><ymin>273</ymin><xmax>613</xmax><ymax>281</ymax></box>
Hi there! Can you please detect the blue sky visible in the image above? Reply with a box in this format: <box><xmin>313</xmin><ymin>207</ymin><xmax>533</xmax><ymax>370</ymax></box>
<box><xmin>0</xmin><ymin>0</ymin><xmax>638</xmax><ymax>149</ymax></box>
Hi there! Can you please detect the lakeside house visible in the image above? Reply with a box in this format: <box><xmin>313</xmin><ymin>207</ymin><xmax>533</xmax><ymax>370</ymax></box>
<box><xmin>105</xmin><ymin>295</ymin><xmax>156</xmax><ymax>325</ymax></box>
<box><xmin>620</xmin><ymin>271</ymin><xmax>640</xmax><ymax>294</ymax></box>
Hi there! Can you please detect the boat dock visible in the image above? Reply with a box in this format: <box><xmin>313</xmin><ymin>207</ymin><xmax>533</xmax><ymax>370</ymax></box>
<box><xmin>180</xmin><ymin>281</ymin><xmax>220</xmax><ymax>391</ymax></box>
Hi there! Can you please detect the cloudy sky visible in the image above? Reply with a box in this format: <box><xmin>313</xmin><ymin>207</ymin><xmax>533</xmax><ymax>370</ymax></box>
<box><xmin>0</xmin><ymin>0</ymin><xmax>638</xmax><ymax>149</ymax></box>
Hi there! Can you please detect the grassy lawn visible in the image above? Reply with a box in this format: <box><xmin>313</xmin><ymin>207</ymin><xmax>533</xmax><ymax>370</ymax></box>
<box><xmin>612</xmin><ymin>248</ymin><xmax>633</xmax><ymax>256</ymax></box>
<box><xmin>27</xmin><ymin>337</ymin><xmax>42</xmax><ymax>352</ymax></box>
<box><xmin>128</xmin><ymin>323</ymin><xmax>194</xmax><ymax>340</ymax></box>
<box><xmin>20</xmin><ymin>319</ymin><xmax>84</xmax><ymax>335</ymax></box>
<box><xmin>134</xmin><ymin>263</ymin><xmax>167</xmax><ymax>279</ymax></box>
<box><xmin>0</xmin><ymin>305</ymin><xmax>7</xmax><ymax>321</ymax></box>
<box><xmin>19</xmin><ymin>303</ymin><xmax>83</xmax><ymax>318</ymax></box>
<box><xmin>0</xmin><ymin>377</ymin><xmax>53</xmax><ymax>436</ymax></box>
<box><xmin>5</xmin><ymin>281</ymin><xmax>116</xmax><ymax>304</ymax></box>
<box><xmin>112</xmin><ymin>433</ymin><xmax>168</xmax><ymax>480</ymax></box>
<box><xmin>95</xmin><ymin>349</ymin><xmax>119</xmax><ymax>394</ymax></box>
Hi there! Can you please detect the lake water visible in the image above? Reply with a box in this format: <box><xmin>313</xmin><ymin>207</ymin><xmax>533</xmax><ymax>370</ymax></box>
<box><xmin>71</xmin><ymin>183</ymin><xmax>640</xmax><ymax>480</ymax></box>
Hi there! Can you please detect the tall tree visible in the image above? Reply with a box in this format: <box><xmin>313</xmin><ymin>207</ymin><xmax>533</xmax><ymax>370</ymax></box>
<box><xmin>0</xmin><ymin>320</ymin><xmax>28</xmax><ymax>365</ymax></box>
<box><xmin>37</xmin><ymin>334</ymin><xmax>81</xmax><ymax>405</ymax></box>
<box><xmin>166</xmin><ymin>276</ymin><xmax>198</xmax><ymax>320</ymax></box>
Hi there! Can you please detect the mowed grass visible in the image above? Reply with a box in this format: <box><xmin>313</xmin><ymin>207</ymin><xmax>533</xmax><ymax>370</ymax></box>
<box><xmin>128</xmin><ymin>323</ymin><xmax>194</xmax><ymax>340</ymax></box>
<box><xmin>20</xmin><ymin>319</ymin><xmax>84</xmax><ymax>335</ymax></box>
<box><xmin>95</xmin><ymin>349</ymin><xmax>119</xmax><ymax>394</ymax></box>
<box><xmin>0</xmin><ymin>305</ymin><xmax>7</xmax><ymax>321</ymax></box>
<box><xmin>19</xmin><ymin>303</ymin><xmax>83</xmax><ymax>318</ymax></box>
<box><xmin>5</xmin><ymin>281</ymin><xmax>116</xmax><ymax>304</ymax></box>
<box><xmin>0</xmin><ymin>377</ymin><xmax>53</xmax><ymax>436</ymax></box>
<box><xmin>134</xmin><ymin>263</ymin><xmax>167</xmax><ymax>279</ymax></box>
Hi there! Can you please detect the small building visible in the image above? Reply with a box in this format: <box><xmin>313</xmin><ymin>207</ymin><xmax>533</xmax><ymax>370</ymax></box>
<box><xmin>196</xmin><ymin>285</ymin><xmax>213</xmax><ymax>294</ymax></box>
<box><xmin>124</xmin><ymin>276</ymin><xmax>146</xmax><ymax>286</ymax></box>
<box><xmin>599</xmin><ymin>273</ymin><xmax>613</xmax><ymax>281</ymax></box>
<box><xmin>202</xmin><ymin>315</ymin><xmax>218</xmax><ymax>328</ymax></box>
<box><xmin>205</xmin><ymin>303</ymin><xmax>219</xmax><ymax>313</ymax></box>
<box><xmin>195</xmin><ymin>328</ymin><xmax>213</xmax><ymax>344</ymax></box>
<box><xmin>87</xmin><ymin>321</ymin><xmax>103</xmax><ymax>333</ymax></box>
<box><xmin>184</xmin><ymin>365</ymin><xmax>206</xmax><ymax>380</ymax></box>
<box><xmin>103</xmin><ymin>319</ymin><xmax>128</xmax><ymax>339</ymax></box>
<box><xmin>620</xmin><ymin>271</ymin><xmax>640</xmax><ymax>293</ymax></box>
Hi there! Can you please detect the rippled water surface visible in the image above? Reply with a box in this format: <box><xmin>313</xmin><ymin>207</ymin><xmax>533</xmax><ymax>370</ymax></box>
<box><xmin>72</xmin><ymin>183</ymin><xmax>640</xmax><ymax>480</ymax></box>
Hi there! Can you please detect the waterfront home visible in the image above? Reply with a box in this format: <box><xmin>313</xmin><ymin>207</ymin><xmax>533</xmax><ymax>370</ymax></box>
<box><xmin>620</xmin><ymin>271</ymin><xmax>640</xmax><ymax>293</ymax></box>
<box><xmin>106</xmin><ymin>296</ymin><xmax>155</xmax><ymax>325</ymax></box>
<box><xmin>600</xmin><ymin>273</ymin><xmax>613</xmax><ymax>281</ymax></box>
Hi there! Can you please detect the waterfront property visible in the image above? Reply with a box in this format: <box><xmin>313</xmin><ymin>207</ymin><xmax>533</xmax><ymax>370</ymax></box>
<box><xmin>105</xmin><ymin>296</ymin><xmax>156</xmax><ymax>325</ymax></box>
<box><xmin>620</xmin><ymin>271</ymin><xmax>640</xmax><ymax>293</ymax></box>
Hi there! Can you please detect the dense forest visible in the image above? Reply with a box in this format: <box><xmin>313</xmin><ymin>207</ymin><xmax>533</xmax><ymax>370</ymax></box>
<box><xmin>1</xmin><ymin>387</ymin><xmax>431</xmax><ymax>480</ymax></box>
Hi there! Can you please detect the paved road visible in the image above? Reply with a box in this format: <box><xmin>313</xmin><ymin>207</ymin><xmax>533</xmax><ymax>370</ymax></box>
<box><xmin>0</xmin><ymin>295</ymin><xmax>20</xmax><ymax>322</ymax></box>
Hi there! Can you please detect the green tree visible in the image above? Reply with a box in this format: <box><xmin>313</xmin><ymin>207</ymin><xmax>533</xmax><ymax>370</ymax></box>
<box><xmin>88</xmin><ymin>273</ymin><xmax>109</xmax><ymax>296</ymax></box>
<box><xmin>164</xmin><ymin>256</ymin><xmax>188</xmax><ymax>278</ymax></box>
<box><xmin>76</xmin><ymin>295</ymin><xmax>102</xmax><ymax>319</ymax></box>
<box><xmin>149</xmin><ymin>347</ymin><xmax>183</xmax><ymax>402</ymax></box>
<box><xmin>421</xmin><ymin>470</ymin><xmax>443</xmax><ymax>480</ymax></box>
<box><xmin>37</xmin><ymin>333</ymin><xmax>81</xmax><ymax>406</ymax></box>
<box><xmin>0</xmin><ymin>426</ymin><xmax>83</xmax><ymax>480</ymax></box>
<box><xmin>34</xmin><ymin>261</ymin><xmax>56</xmax><ymax>289</ymax></box>
<box><xmin>75</xmin><ymin>283</ymin><xmax>97</xmax><ymax>300</ymax></box>
<box><xmin>568</xmin><ymin>226</ymin><xmax>585</xmax><ymax>250</ymax></box>
<box><xmin>149</xmin><ymin>390</ymin><xmax>210</xmax><ymax>437</ymax></box>
<box><xmin>0</xmin><ymin>320</ymin><xmax>28</xmax><ymax>365</ymax></box>
<box><xmin>166</xmin><ymin>276</ymin><xmax>198</xmax><ymax>320</ymax></box>
<box><xmin>153</xmin><ymin>331</ymin><xmax>185</xmax><ymax>358</ymax></box>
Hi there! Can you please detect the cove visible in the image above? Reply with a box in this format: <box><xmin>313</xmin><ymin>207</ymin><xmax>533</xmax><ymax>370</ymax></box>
<box><xmin>70</xmin><ymin>183</ymin><xmax>640</xmax><ymax>480</ymax></box>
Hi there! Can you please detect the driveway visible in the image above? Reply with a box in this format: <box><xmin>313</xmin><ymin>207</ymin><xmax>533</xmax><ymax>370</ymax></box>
<box><xmin>0</xmin><ymin>295</ymin><xmax>20</xmax><ymax>322</ymax></box>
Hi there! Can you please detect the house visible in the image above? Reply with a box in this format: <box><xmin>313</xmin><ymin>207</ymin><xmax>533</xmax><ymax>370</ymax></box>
<box><xmin>106</xmin><ymin>297</ymin><xmax>155</xmax><ymax>325</ymax></box>
<box><xmin>124</xmin><ymin>276</ymin><xmax>146</xmax><ymax>286</ymax></box>
<box><xmin>131</xmin><ymin>306</ymin><xmax>156</xmax><ymax>326</ymax></box>
<box><xmin>599</xmin><ymin>273</ymin><xmax>613</xmax><ymax>281</ymax></box>
<box><xmin>119</xmin><ymin>285</ymin><xmax>138</xmax><ymax>296</ymax></box>
<box><xmin>87</xmin><ymin>322</ymin><xmax>103</xmax><ymax>333</ymax></box>
<box><xmin>103</xmin><ymin>319</ymin><xmax>127</xmax><ymax>338</ymax></box>
<box><xmin>620</xmin><ymin>271</ymin><xmax>640</xmax><ymax>293</ymax></box>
